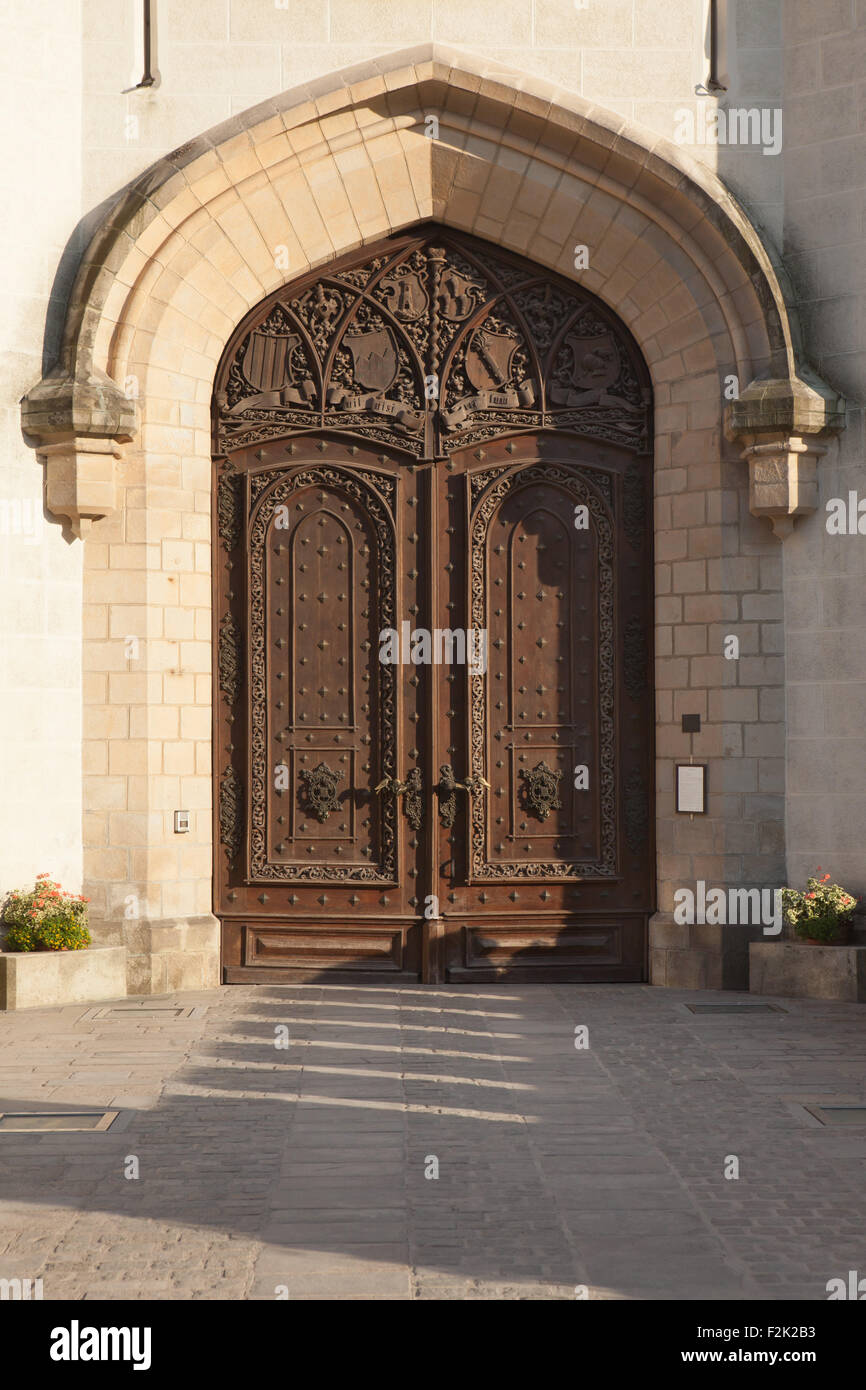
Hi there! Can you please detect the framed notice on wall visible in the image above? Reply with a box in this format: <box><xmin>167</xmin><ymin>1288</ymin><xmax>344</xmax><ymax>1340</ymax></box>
<box><xmin>676</xmin><ymin>763</ymin><xmax>707</xmax><ymax>815</ymax></box>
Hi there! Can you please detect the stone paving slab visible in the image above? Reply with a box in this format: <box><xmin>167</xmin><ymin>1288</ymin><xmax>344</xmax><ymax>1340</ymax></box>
<box><xmin>0</xmin><ymin>981</ymin><xmax>864</xmax><ymax>1300</ymax></box>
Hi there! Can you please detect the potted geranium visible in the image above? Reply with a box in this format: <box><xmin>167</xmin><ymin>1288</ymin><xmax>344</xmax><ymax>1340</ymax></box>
<box><xmin>1</xmin><ymin>873</ymin><xmax>91</xmax><ymax>952</ymax></box>
<box><xmin>780</xmin><ymin>869</ymin><xmax>858</xmax><ymax>945</ymax></box>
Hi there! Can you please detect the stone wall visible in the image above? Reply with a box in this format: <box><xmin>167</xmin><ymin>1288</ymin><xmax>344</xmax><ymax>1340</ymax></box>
<box><xmin>21</xmin><ymin>38</ymin><xmax>804</xmax><ymax>981</ymax></box>
<box><xmin>781</xmin><ymin>0</ymin><xmax>866</xmax><ymax>900</ymax></box>
<box><xmin>81</xmin><ymin>1</ymin><xmax>759</xmax><ymax>211</ymax></box>
<box><xmin>0</xmin><ymin>1</ymin><xmax>83</xmax><ymax>901</ymax></box>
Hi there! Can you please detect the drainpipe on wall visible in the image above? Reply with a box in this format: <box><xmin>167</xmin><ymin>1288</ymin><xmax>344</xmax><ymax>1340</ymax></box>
<box><xmin>122</xmin><ymin>0</ymin><xmax>160</xmax><ymax>94</ymax></box>
<box><xmin>707</xmin><ymin>0</ymin><xmax>729</xmax><ymax>93</ymax></box>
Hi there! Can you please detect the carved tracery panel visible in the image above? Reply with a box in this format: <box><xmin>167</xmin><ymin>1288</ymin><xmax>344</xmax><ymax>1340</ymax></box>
<box><xmin>214</xmin><ymin>228</ymin><xmax>650</xmax><ymax>460</ymax></box>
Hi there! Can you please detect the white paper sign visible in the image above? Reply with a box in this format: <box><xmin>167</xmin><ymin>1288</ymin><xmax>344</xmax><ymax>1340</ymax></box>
<box><xmin>677</xmin><ymin>764</ymin><xmax>705</xmax><ymax>814</ymax></box>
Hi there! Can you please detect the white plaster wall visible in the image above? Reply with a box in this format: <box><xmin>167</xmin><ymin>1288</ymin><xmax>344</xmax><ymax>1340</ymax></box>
<box><xmin>0</xmin><ymin>1</ymin><xmax>84</xmax><ymax>900</ymax></box>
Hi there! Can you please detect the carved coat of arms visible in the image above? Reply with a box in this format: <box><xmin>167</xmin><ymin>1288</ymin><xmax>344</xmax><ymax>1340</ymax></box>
<box><xmin>549</xmin><ymin>330</ymin><xmax>637</xmax><ymax>412</ymax></box>
<box><xmin>566</xmin><ymin>331</ymin><xmax>621</xmax><ymax>395</ymax></box>
<box><xmin>379</xmin><ymin>270</ymin><xmax>427</xmax><ymax>320</ymax></box>
<box><xmin>229</xmin><ymin>329</ymin><xmax>315</xmax><ymax>413</ymax></box>
<box><xmin>344</xmin><ymin>327</ymin><xmax>399</xmax><ymax>393</ymax></box>
<box><xmin>436</xmin><ymin>265</ymin><xmax>484</xmax><ymax>321</ymax></box>
<box><xmin>465</xmin><ymin>328</ymin><xmax>518</xmax><ymax>392</ymax></box>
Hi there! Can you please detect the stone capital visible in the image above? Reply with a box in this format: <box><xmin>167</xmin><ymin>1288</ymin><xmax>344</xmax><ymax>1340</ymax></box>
<box><xmin>22</xmin><ymin>366</ymin><xmax>137</xmax><ymax>443</ymax></box>
<box><xmin>725</xmin><ymin>372</ymin><xmax>846</xmax><ymax>539</ymax></box>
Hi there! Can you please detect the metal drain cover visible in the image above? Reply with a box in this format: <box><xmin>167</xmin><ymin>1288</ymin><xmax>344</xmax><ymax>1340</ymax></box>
<box><xmin>0</xmin><ymin>1111</ymin><xmax>119</xmax><ymax>1132</ymax></box>
<box><xmin>804</xmin><ymin>1105</ymin><xmax>866</xmax><ymax>1126</ymax></box>
<box><xmin>78</xmin><ymin>1004</ymin><xmax>206</xmax><ymax>1022</ymax></box>
<box><xmin>685</xmin><ymin>1003</ymin><xmax>787</xmax><ymax>1014</ymax></box>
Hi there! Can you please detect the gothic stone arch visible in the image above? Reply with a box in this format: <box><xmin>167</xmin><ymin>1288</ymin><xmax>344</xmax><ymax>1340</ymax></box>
<box><xmin>20</xmin><ymin>45</ymin><xmax>844</xmax><ymax>991</ymax></box>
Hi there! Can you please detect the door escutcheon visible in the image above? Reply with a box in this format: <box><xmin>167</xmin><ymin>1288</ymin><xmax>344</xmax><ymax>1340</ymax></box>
<box><xmin>299</xmin><ymin>762</ymin><xmax>343</xmax><ymax>823</ymax></box>
<box><xmin>519</xmin><ymin>760</ymin><xmax>562</xmax><ymax>821</ymax></box>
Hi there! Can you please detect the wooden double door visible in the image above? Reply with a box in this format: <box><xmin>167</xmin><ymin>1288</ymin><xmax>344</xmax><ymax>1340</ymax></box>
<box><xmin>214</xmin><ymin>430</ymin><xmax>653</xmax><ymax>983</ymax></box>
<box><xmin>213</xmin><ymin>228</ymin><xmax>654</xmax><ymax>983</ymax></box>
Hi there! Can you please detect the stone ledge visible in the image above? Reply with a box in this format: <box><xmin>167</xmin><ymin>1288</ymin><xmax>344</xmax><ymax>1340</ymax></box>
<box><xmin>0</xmin><ymin>946</ymin><xmax>127</xmax><ymax>1011</ymax></box>
<box><xmin>750</xmin><ymin>941</ymin><xmax>866</xmax><ymax>1002</ymax></box>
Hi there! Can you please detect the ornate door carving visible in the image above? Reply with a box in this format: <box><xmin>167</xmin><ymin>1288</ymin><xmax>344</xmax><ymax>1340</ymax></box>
<box><xmin>213</xmin><ymin>227</ymin><xmax>653</xmax><ymax>982</ymax></box>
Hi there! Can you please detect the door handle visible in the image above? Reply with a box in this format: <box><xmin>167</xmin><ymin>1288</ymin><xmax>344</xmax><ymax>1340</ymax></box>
<box><xmin>374</xmin><ymin>769</ymin><xmax>424</xmax><ymax>831</ymax></box>
<box><xmin>436</xmin><ymin>764</ymin><xmax>490</xmax><ymax>828</ymax></box>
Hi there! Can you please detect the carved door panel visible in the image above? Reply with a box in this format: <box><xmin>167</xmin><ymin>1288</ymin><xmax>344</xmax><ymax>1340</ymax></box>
<box><xmin>429</xmin><ymin>434</ymin><xmax>653</xmax><ymax>982</ymax></box>
<box><xmin>215</xmin><ymin>441</ymin><xmax>429</xmax><ymax>980</ymax></box>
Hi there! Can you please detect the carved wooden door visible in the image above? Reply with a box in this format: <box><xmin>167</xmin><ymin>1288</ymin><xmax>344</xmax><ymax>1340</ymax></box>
<box><xmin>213</xmin><ymin>228</ymin><xmax>653</xmax><ymax>983</ymax></box>
<box><xmin>215</xmin><ymin>442</ymin><xmax>428</xmax><ymax>979</ymax></box>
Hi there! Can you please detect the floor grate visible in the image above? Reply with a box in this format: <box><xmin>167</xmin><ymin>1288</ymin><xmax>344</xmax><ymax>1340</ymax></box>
<box><xmin>803</xmin><ymin>1105</ymin><xmax>866</xmax><ymax>1127</ymax></box>
<box><xmin>684</xmin><ymin>1003</ymin><xmax>787</xmax><ymax>1014</ymax></box>
<box><xmin>77</xmin><ymin>1004</ymin><xmax>206</xmax><ymax>1022</ymax></box>
<box><xmin>0</xmin><ymin>1111</ymin><xmax>119</xmax><ymax>1132</ymax></box>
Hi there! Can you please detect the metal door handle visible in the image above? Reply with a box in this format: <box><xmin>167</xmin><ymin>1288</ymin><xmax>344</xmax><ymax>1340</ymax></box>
<box><xmin>374</xmin><ymin>769</ymin><xmax>423</xmax><ymax>831</ymax></box>
<box><xmin>436</xmin><ymin>764</ymin><xmax>489</xmax><ymax>827</ymax></box>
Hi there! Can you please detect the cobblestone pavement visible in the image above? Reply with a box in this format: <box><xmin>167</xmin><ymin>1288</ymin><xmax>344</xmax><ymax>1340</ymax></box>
<box><xmin>0</xmin><ymin>982</ymin><xmax>864</xmax><ymax>1300</ymax></box>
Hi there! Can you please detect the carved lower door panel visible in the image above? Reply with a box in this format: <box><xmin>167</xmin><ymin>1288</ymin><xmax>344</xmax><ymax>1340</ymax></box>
<box><xmin>431</xmin><ymin>435</ymin><xmax>654</xmax><ymax>982</ymax></box>
<box><xmin>215</xmin><ymin>439</ymin><xmax>428</xmax><ymax>981</ymax></box>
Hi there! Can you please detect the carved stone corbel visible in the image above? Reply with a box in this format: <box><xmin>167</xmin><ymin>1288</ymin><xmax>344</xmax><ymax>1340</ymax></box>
<box><xmin>37</xmin><ymin>435</ymin><xmax>125</xmax><ymax>538</ymax></box>
<box><xmin>725</xmin><ymin>373</ymin><xmax>845</xmax><ymax>540</ymax></box>
<box><xmin>21</xmin><ymin>366</ymin><xmax>137</xmax><ymax>538</ymax></box>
